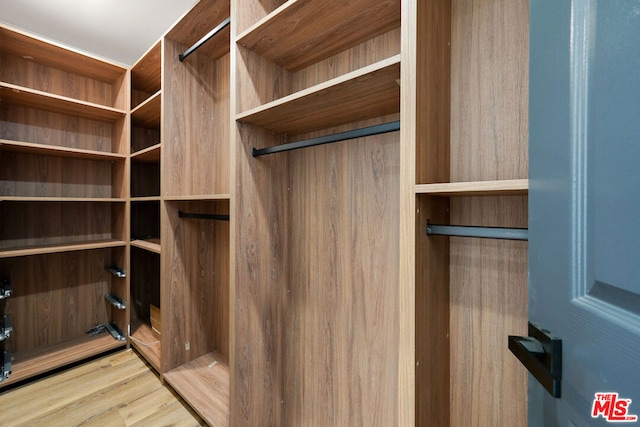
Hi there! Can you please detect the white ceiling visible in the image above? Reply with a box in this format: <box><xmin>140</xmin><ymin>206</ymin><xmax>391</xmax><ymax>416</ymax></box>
<box><xmin>0</xmin><ymin>0</ymin><xmax>198</xmax><ymax>66</ymax></box>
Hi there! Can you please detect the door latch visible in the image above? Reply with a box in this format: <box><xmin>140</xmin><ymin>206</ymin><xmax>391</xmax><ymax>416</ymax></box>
<box><xmin>509</xmin><ymin>321</ymin><xmax>562</xmax><ymax>398</ymax></box>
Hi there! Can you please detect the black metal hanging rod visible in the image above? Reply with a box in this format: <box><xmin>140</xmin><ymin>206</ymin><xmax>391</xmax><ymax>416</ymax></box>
<box><xmin>252</xmin><ymin>120</ymin><xmax>401</xmax><ymax>157</ymax></box>
<box><xmin>426</xmin><ymin>221</ymin><xmax>528</xmax><ymax>241</ymax></box>
<box><xmin>178</xmin><ymin>16</ymin><xmax>231</xmax><ymax>62</ymax></box>
<box><xmin>179</xmin><ymin>210</ymin><xmax>230</xmax><ymax>221</ymax></box>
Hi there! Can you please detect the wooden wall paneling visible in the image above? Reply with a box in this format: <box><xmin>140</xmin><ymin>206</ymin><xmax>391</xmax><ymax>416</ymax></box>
<box><xmin>234</xmin><ymin>0</ymin><xmax>285</xmax><ymax>35</ymax></box>
<box><xmin>450</xmin><ymin>0</ymin><xmax>529</xmax><ymax>182</ymax></box>
<box><xmin>162</xmin><ymin>38</ymin><xmax>230</xmax><ymax>197</ymax></box>
<box><xmin>449</xmin><ymin>196</ymin><xmax>528</xmax><ymax>426</ymax></box>
<box><xmin>161</xmin><ymin>200</ymin><xmax>229</xmax><ymax>372</ymax></box>
<box><xmin>130</xmin><ymin>161</ymin><xmax>160</xmax><ymax>198</ymax></box>
<box><xmin>112</xmin><ymin>116</ymin><xmax>129</xmax><ymax>156</ymax></box>
<box><xmin>130</xmin><ymin>41</ymin><xmax>161</xmax><ymax>109</ymax></box>
<box><xmin>283</xmin><ymin>123</ymin><xmax>400</xmax><ymax>426</ymax></box>
<box><xmin>131</xmin><ymin>126</ymin><xmax>160</xmax><ymax>154</ymax></box>
<box><xmin>0</xmin><ymin>106</ymin><xmax>115</xmax><ymax>153</ymax></box>
<box><xmin>232</xmin><ymin>124</ymin><xmax>288</xmax><ymax>426</ymax></box>
<box><xmin>0</xmin><ymin>250</ymin><xmax>113</xmax><ymax>355</ymax></box>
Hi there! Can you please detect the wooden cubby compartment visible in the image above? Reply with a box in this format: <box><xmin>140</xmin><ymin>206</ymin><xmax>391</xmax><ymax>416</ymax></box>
<box><xmin>161</xmin><ymin>199</ymin><xmax>230</xmax><ymax>425</ymax></box>
<box><xmin>0</xmin><ymin>246</ymin><xmax>128</xmax><ymax>387</ymax></box>
<box><xmin>131</xmin><ymin>41</ymin><xmax>161</xmax><ymax>110</ymax></box>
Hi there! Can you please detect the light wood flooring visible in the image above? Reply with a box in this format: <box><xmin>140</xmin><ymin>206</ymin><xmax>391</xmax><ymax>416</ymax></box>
<box><xmin>0</xmin><ymin>349</ymin><xmax>204</xmax><ymax>426</ymax></box>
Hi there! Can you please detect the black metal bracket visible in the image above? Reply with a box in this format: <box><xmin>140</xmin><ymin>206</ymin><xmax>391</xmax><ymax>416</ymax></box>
<box><xmin>252</xmin><ymin>121</ymin><xmax>401</xmax><ymax>157</ymax></box>
<box><xmin>178</xmin><ymin>211</ymin><xmax>230</xmax><ymax>221</ymax></box>
<box><xmin>427</xmin><ymin>221</ymin><xmax>529</xmax><ymax>241</ymax></box>
<box><xmin>509</xmin><ymin>322</ymin><xmax>562</xmax><ymax>398</ymax></box>
<box><xmin>178</xmin><ymin>16</ymin><xmax>231</xmax><ymax>62</ymax></box>
<box><xmin>106</xmin><ymin>323</ymin><xmax>126</xmax><ymax>342</ymax></box>
<box><xmin>1</xmin><ymin>351</ymin><xmax>11</xmax><ymax>382</ymax></box>
<box><xmin>0</xmin><ymin>315</ymin><xmax>12</xmax><ymax>341</ymax></box>
<box><xmin>105</xmin><ymin>294</ymin><xmax>126</xmax><ymax>310</ymax></box>
<box><xmin>105</xmin><ymin>266</ymin><xmax>126</xmax><ymax>278</ymax></box>
<box><xmin>0</xmin><ymin>279</ymin><xmax>12</xmax><ymax>300</ymax></box>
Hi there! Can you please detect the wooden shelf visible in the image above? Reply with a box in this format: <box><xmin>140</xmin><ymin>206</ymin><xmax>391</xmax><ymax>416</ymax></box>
<box><xmin>415</xmin><ymin>179</ymin><xmax>529</xmax><ymax>196</ymax></box>
<box><xmin>236</xmin><ymin>55</ymin><xmax>400</xmax><ymax>134</ymax></box>
<box><xmin>130</xmin><ymin>239</ymin><xmax>161</xmax><ymax>254</ymax></box>
<box><xmin>129</xmin><ymin>323</ymin><xmax>161</xmax><ymax>373</ymax></box>
<box><xmin>163</xmin><ymin>194</ymin><xmax>231</xmax><ymax>201</ymax></box>
<box><xmin>0</xmin><ymin>82</ymin><xmax>126</xmax><ymax>122</ymax></box>
<box><xmin>130</xmin><ymin>196</ymin><xmax>161</xmax><ymax>202</ymax></box>
<box><xmin>0</xmin><ymin>334</ymin><xmax>126</xmax><ymax>387</ymax></box>
<box><xmin>0</xmin><ymin>139</ymin><xmax>126</xmax><ymax>161</ymax></box>
<box><xmin>0</xmin><ymin>24</ymin><xmax>125</xmax><ymax>84</ymax></box>
<box><xmin>164</xmin><ymin>352</ymin><xmax>230</xmax><ymax>427</ymax></box>
<box><xmin>0</xmin><ymin>239</ymin><xmax>126</xmax><ymax>259</ymax></box>
<box><xmin>131</xmin><ymin>91</ymin><xmax>161</xmax><ymax>128</ymax></box>
<box><xmin>131</xmin><ymin>144</ymin><xmax>161</xmax><ymax>162</ymax></box>
<box><xmin>131</xmin><ymin>41</ymin><xmax>162</xmax><ymax>95</ymax></box>
<box><xmin>0</xmin><ymin>196</ymin><xmax>126</xmax><ymax>202</ymax></box>
<box><xmin>236</xmin><ymin>0</ymin><xmax>400</xmax><ymax>71</ymax></box>
<box><xmin>166</xmin><ymin>0</ymin><xmax>231</xmax><ymax>61</ymax></box>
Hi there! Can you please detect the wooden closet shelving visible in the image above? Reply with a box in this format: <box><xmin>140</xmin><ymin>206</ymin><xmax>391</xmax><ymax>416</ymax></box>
<box><xmin>0</xmin><ymin>24</ymin><xmax>129</xmax><ymax>387</ymax></box>
<box><xmin>131</xmin><ymin>91</ymin><xmax>161</xmax><ymax>128</ymax></box>
<box><xmin>415</xmin><ymin>179</ymin><xmax>529</xmax><ymax>196</ymax></box>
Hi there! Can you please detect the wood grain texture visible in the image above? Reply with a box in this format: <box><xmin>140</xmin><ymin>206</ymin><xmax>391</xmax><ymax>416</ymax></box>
<box><xmin>163</xmin><ymin>39</ymin><xmax>230</xmax><ymax>197</ymax></box>
<box><xmin>131</xmin><ymin>126</ymin><xmax>161</xmax><ymax>154</ymax></box>
<box><xmin>161</xmin><ymin>200</ymin><xmax>230</xmax><ymax>372</ymax></box>
<box><xmin>0</xmin><ymin>240</ymin><xmax>126</xmax><ymax>259</ymax></box>
<box><xmin>131</xmin><ymin>91</ymin><xmax>161</xmax><ymax>128</ymax></box>
<box><xmin>166</xmin><ymin>0</ymin><xmax>230</xmax><ymax>61</ymax></box>
<box><xmin>0</xmin><ymin>249</ymin><xmax>120</xmax><ymax>359</ymax></box>
<box><xmin>130</xmin><ymin>201</ymin><xmax>160</xmax><ymax>242</ymax></box>
<box><xmin>416</xmin><ymin>179</ymin><xmax>528</xmax><ymax>196</ymax></box>
<box><xmin>234</xmin><ymin>0</ymin><xmax>284</xmax><ymax>35</ymax></box>
<box><xmin>131</xmin><ymin>41</ymin><xmax>162</xmax><ymax>103</ymax></box>
<box><xmin>164</xmin><ymin>351</ymin><xmax>230</xmax><ymax>426</ymax></box>
<box><xmin>131</xmin><ymin>160</ymin><xmax>160</xmax><ymax>197</ymax></box>
<box><xmin>130</xmin><ymin>323</ymin><xmax>162</xmax><ymax>372</ymax></box>
<box><xmin>0</xmin><ymin>24</ymin><xmax>126</xmax><ymax>83</ymax></box>
<box><xmin>131</xmin><ymin>143</ymin><xmax>161</xmax><ymax>162</ymax></box>
<box><xmin>237</xmin><ymin>0</ymin><xmax>400</xmax><ymax>71</ymax></box>
<box><xmin>1</xmin><ymin>82</ymin><xmax>126</xmax><ymax>122</ymax></box>
<box><xmin>449</xmin><ymin>196</ymin><xmax>528</xmax><ymax>426</ymax></box>
<box><xmin>236</xmin><ymin>56</ymin><xmax>400</xmax><ymax>135</ymax></box>
<box><xmin>0</xmin><ymin>52</ymin><xmax>115</xmax><ymax>108</ymax></box>
<box><xmin>0</xmin><ymin>151</ymin><xmax>116</xmax><ymax>198</ymax></box>
<box><xmin>450</xmin><ymin>0</ymin><xmax>529</xmax><ymax>182</ymax></box>
<box><xmin>0</xmin><ymin>139</ymin><xmax>126</xmax><ymax>161</ymax></box>
<box><xmin>0</xmin><ymin>350</ymin><xmax>203</xmax><ymax>425</ymax></box>
<box><xmin>1</xmin><ymin>105</ymin><xmax>115</xmax><ymax>153</ymax></box>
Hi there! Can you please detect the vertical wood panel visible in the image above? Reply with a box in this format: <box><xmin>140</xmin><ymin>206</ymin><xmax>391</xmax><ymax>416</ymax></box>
<box><xmin>163</xmin><ymin>39</ymin><xmax>230</xmax><ymax>197</ymax></box>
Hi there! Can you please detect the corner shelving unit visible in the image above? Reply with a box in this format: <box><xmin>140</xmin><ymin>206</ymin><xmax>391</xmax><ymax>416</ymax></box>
<box><xmin>0</xmin><ymin>24</ymin><xmax>129</xmax><ymax>388</ymax></box>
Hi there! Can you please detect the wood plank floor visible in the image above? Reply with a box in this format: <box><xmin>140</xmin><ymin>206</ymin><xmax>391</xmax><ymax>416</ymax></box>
<box><xmin>0</xmin><ymin>349</ymin><xmax>204</xmax><ymax>426</ymax></box>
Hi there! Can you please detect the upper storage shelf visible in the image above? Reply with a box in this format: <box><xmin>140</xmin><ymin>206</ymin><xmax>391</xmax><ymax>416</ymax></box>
<box><xmin>0</xmin><ymin>25</ymin><xmax>125</xmax><ymax>84</ymax></box>
<box><xmin>131</xmin><ymin>41</ymin><xmax>161</xmax><ymax>109</ymax></box>
<box><xmin>236</xmin><ymin>55</ymin><xmax>400</xmax><ymax>135</ymax></box>
<box><xmin>166</xmin><ymin>0</ymin><xmax>230</xmax><ymax>61</ymax></box>
<box><xmin>236</xmin><ymin>0</ymin><xmax>400</xmax><ymax>71</ymax></box>
<box><xmin>0</xmin><ymin>83</ymin><xmax>126</xmax><ymax>122</ymax></box>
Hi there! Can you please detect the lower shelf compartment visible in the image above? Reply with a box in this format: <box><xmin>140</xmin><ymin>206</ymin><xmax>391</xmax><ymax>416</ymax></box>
<box><xmin>1</xmin><ymin>334</ymin><xmax>126</xmax><ymax>387</ymax></box>
<box><xmin>129</xmin><ymin>322</ymin><xmax>161</xmax><ymax>373</ymax></box>
<box><xmin>163</xmin><ymin>351</ymin><xmax>230</xmax><ymax>427</ymax></box>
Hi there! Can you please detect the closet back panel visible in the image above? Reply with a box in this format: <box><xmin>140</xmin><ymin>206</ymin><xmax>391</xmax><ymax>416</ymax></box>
<box><xmin>163</xmin><ymin>39</ymin><xmax>230</xmax><ymax>197</ymax></box>
<box><xmin>0</xmin><ymin>249</ymin><xmax>113</xmax><ymax>354</ymax></box>
<box><xmin>162</xmin><ymin>200</ymin><xmax>229</xmax><ymax>371</ymax></box>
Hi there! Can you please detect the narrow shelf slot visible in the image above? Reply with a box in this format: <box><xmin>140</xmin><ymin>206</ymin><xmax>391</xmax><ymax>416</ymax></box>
<box><xmin>426</xmin><ymin>222</ymin><xmax>529</xmax><ymax>241</ymax></box>
<box><xmin>163</xmin><ymin>352</ymin><xmax>230</xmax><ymax>426</ymax></box>
<box><xmin>0</xmin><ymin>82</ymin><xmax>126</xmax><ymax>121</ymax></box>
<box><xmin>179</xmin><ymin>17</ymin><xmax>231</xmax><ymax>62</ymax></box>
<box><xmin>253</xmin><ymin>121</ymin><xmax>399</xmax><ymax>157</ymax></box>
<box><xmin>178</xmin><ymin>211</ymin><xmax>230</xmax><ymax>221</ymax></box>
<box><xmin>0</xmin><ymin>240</ymin><xmax>127</xmax><ymax>259</ymax></box>
<box><xmin>236</xmin><ymin>0</ymin><xmax>400</xmax><ymax>71</ymax></box>
<box><xmin>236</xmin><ymin>55</ymin><xmax>400</xmax><ymax>134</ymax></box>
<box><xmin>0</xmin><ymin>139</ymin><xmax>126</xmax><ymax>160</ymax></box>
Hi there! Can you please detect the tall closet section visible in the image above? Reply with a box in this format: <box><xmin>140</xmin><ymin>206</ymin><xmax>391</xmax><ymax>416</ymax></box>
<box><xmin>233</xmin><ymin>1</ymin><xmax>402</xmax><ymax>425</ymax></box>
<box><xmin>128</xmin><ymin>0</ymin><xmax>231</xmax><ymax>425</ymax></box>
<box><xmin>0</xmin><ymin>26</ymin><xmax>129</xmax><ymax>387</ymax></box>
<box><xmin>407</xmin><ymin>0</ymin><xmax>529</xmax><ymax>426</ymax></box>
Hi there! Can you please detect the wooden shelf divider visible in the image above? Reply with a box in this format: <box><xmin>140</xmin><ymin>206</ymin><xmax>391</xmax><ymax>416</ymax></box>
<box><xmin>0</xmin><ymin>82</ymin><xmax>126</xmax><ymax>121</ymax></box>
<box><xmin>131</xmin><ymin>144</ymin><xmax>161</xmax><ymax>162</ymax></box>
<box><xmin>0</xmin><ymin>139</ymin><xmax>126</xmax><ymax>160</ymax></box>
<box><xmin>0</xmin><ymin>197</ymin><xmax>126</xmax><ymax>202</ymax></box>
<box><xmin>415</xmin><ymin>179</ymin><xmax>529</xmax><ymax>196</ymax></box>
<box><xmin>236</xmin><ymin>55</ymin><xmax>400</xmax><ymax>134</ymax></box>
<box><xmin>130</xmin><ymin>239</ymin><xmax>161</xmax><ymax>254</ymax></box>
<box><xmin>236</xmin><ymin>0</ymin><xmax>400</xmax><ymax>71</ymax></box>
<box><xmin>131</xmin><ymin>91</ymin><xmax>161</xmax><ymax>128</ymax></box>
<box><xmin>0</xmin><ymin>239</ymin><xmax>126</xmax><ymax>259</ymax></box>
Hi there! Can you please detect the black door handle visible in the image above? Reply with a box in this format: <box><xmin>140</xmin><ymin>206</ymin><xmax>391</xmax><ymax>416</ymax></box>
<box><xmin>509</xmin><ymin>321</ymin><xmax>562</xmax><ymax>398</ymax></box>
